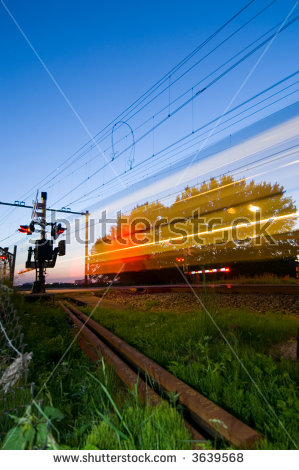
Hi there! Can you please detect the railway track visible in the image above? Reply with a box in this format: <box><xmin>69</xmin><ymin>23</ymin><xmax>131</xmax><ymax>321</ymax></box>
<box><xmin>58</xmin><ymin>299</ymin><xmax>261</xmax><ymax>449</ymax></box>
<box><xmin>20</xmin><ymin>283</ymin><xmax>299</xmax><ymax>296</ymax></box>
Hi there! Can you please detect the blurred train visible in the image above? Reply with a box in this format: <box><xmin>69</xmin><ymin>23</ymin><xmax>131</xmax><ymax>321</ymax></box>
<box><xmin>87</xmin><ymin>103</ymin><xmax>299</xmax><ymax>286</ymax></box>
<box><xmin>90</xmin><ymin>258</ymin><xmax>299</xmax><ymax>286</ymax></box>
<box><xmin>88</xmin><ymin>254</ymin><xmax>298</xmax><ymax>286</ymax></box>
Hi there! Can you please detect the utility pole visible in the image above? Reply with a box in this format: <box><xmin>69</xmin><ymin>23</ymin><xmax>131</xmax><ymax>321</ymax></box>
<box><xmin>32</xmin><ymin>191</ymin><xmax>47</xmax><ymax>293</ymax></box>
<box><xmin>84</xmin><ymin>211</ymin><xmax>89</xmax><ymax>286</ymax></box>
<box><xmin>11</xmin><ymin>245</ymin><xmax>17</xmax><ymax>284</ymax></box>
<box><xmin>3</xmin><ymin>256</ymin><xmax>6</xmax><ymax>280</ymax></box>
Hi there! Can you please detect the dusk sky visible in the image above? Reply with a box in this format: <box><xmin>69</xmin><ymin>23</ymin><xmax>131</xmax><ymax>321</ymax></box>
<box><xmin>0</xmin><ymin>0</ymin><xmax>298</xmax><ymax>282</ymax></box>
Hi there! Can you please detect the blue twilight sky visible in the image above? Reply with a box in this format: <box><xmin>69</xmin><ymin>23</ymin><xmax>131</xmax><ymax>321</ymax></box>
<box><xmin>0</xmin><ymin>0</ymin><xmax>298</xmax><ymax>282</ymax></box>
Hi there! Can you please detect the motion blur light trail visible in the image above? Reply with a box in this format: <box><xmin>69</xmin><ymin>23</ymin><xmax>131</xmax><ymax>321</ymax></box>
<box><xmin>83</xmin><ymin>103</ymin><xmax>299</xmax><ymax>282</ymax></box>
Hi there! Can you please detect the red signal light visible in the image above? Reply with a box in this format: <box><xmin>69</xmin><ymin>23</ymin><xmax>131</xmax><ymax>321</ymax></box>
<box><xmin>18</xmin><ymin>225</ymin><xmax>32</xmax><ymax>235</ymax></box>
<box><xmin>225</xmin><ymin>267</ymin><xmax>230</xmax><ymax>272</ymax></box>
<box><xmin>51</xmin><ymin>223</ymin><xmax>67</xmax><ymax>239</ymax></box>
<box><xmin>176</xmin><ymin>257</ymin><xmax>185</xmax><ymax>262</ymax></box>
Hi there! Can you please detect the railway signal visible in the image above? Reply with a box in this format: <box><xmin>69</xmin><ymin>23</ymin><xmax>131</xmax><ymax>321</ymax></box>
<box><xmin>58</xmin><ymin>239</ymin><xmax>66</xmax><ymax>256</ymax></box>
<box><xmin>18</xmin><ymin>221</ymin><xmax>35</xmax><ymax>235</ymax></box>
<box><xmin>19</xmin><ymin>191</ymin><xmax>68</xmax><ymax>293</ymax></box>
<box><xmin>0</xmin><ymin>246</ymin><xmax>17</xmax><ymax>284</ymax></box>
<box><xmin>1</xmin><ymin>194</ymin><xmax>89</xmax><ymax>291</ymax></box>
<box><xmin>51</xmin><ymin>223</ymin><xmax>67</xmax><ymax>240</ymax></box>
<box><xmin>18</xmin><ymin>225</ymin><xmax>32</xmax><ymax>235</ymax></box>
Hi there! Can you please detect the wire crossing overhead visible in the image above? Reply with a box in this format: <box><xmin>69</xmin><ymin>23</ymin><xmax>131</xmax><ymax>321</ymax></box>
<box><xmin>0</xmin><ymin>0</ymin><xmax>270</xmax><ymax>218</ymax></box>
<box><xmin>0</xmin><ymin>201</ymin><xmax>86</xmax><ymax>216</ymax></box>
<box><xmin>1</xmin><ymin>0</ymin><xmax>298</xmax><ymax>256</ymax></box>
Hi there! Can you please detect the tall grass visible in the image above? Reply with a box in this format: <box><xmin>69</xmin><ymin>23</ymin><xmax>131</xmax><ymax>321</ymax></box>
<box><xmin>84</xmin><ymin>371</ymin><xmax>191</xmax><ymax>450</ymax></box>
<box><xmin>87</xmin><ymin>304</ymin><xmax>299</xmax><ymax>449</ymax></box>
<box><xmin>1</xmin><ymin>295</ymin><xmax>192</xmax><ymax>450</ymax></box>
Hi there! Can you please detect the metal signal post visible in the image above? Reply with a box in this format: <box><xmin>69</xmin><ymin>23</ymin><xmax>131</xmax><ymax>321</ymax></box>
<box><xmin>0</xmin><ymin>195</ymin><xmax>89</xmax><ymax>292</ymax></box>
<box><xmin>0</xmin><ymin>245</ymin><xmax>17</xmax><ymax>284</ymax></box>
<box><xmin>33</xmin><ymin>191</ymin><xmax>47</xmax><ymax>293</ymax></box>
<box><xmin>85</xmin><ymin>211</ymin><xmax>89</xmax><ymax>287</ymax></box>
<box><xmin>17</xmin><ymin>191</ymin><xmax>68</xmax><ymax>294</ymax></box>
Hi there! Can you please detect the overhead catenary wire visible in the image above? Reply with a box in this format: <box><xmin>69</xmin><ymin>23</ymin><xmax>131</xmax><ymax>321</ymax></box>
<box><xmin>87</xmin><ymin>77</ymin><xmax>299</xmax><ymax>195</ymax></box>
<box><xmin>42</xmin><ymin>1</ymin><xmax>282</xmax><ymax>196</ymax></box>
<box><xmin>2</xmin><ymin>2</ymin><xmax>298</xmax><ymax>253</ymax></box>
<box><xmin>62</xmin><ymin>72</ymin><xmax>299</xmax><ymax>207</ymax></box>
<box><xmin>49</xmin><ymin>14</ymin><xmax>299</xmax><ymax>209</ymax></box>
<box><xmin>1</xmin><ymin>0</ymin><xmax>256</xmax><ymax>223</ymax></box>
<box><xmin>62</xmin><ymin>147</ymin><xmax>299</xmax><ymax>241</ymax></box>
<box><xmin>0</xmin><ymin>1</ymin><xmax>284</xmax><ymax>235</ymax></box>
<box><xmin>68</xmin><ymin>93</ymin><xmax>299</xmax><ymax>211</ymax></box>
<box><xmin>44</xmin><ymin>10</ymin><xmax>299</xmax><ymax>199</ymax></box>
<box><xmin>65</xmin><ymin>88</ymin><xmax>299</xmax><ymax>209</ymax></box>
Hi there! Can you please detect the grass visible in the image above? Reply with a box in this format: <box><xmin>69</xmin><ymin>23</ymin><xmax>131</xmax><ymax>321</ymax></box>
<box><xmin>212</xmin><ymin>274</ymin><xmax>297</xmax><ymax>285</ymax></box>
<box><xmin>82</xmin><ymin>303</ymin><xmax>299</xmax><ymax>450</ymax></box>
<box><xmin>0</xmin><ymin>294</ymin><xmax>192</xmax><ymax>450</ymax></box>
<box><xmin>2</xmin><ymin>293</ymin><xmax>299</xmax><ymax>449</ymax></box>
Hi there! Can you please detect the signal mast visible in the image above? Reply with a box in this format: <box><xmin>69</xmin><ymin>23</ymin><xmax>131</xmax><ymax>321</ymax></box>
<box><xmin>18</xmin><ymin>191</ymin><xmax>66</xmax><ymax>293</ymax></box>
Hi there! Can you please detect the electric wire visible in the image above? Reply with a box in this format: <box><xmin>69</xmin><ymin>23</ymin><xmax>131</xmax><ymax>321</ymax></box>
<box><xmin>63</xmin><ymin>74</ymin><xmax>299</xmax><ymax>206</ymax></box>
<box><xmin>1</xmin><ymin>0</ymin><xmax>256</xmax><ymax>222</ymax></box>
<box><xmin>49</xmin><ymin>14</ymin><xmax>299</xmax><ymax>208</ymax></box>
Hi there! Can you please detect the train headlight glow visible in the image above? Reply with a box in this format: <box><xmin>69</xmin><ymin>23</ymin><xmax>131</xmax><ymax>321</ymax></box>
<box><xmin>248</xmin><ymin>204</ymin><xmax>260</xmax><ymax>212</ymax></box>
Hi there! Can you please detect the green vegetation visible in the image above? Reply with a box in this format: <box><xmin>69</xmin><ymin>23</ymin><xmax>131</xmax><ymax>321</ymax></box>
<box><xmin>2</xmin><ymin>294</ymin><xmax>299</xmax><ymax>450</ymax></box>
<box><xmin>0</xmin><ymin>295</ymin><xmax>192</xmax><ymax>450</ymax></box>
<box><xmin>83</xmin><ymin>304</ymin><xmax>299</xmax><ymax>450</ymax></box>
<box><xmin>214</xmin><ymin>274</ymin><xmax>297</xmax><ymax>285</ymax></box>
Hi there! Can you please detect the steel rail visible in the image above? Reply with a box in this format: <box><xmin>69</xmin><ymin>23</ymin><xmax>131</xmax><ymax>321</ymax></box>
<box><xmin>58</xmin><ymin>301</ymin><xmax>206</xmax><ymax>446</ymax></box>
<box><xmin>61</xmin><ymin>300</ymin><xmax>261</xmax><ymax>448</ymax></box>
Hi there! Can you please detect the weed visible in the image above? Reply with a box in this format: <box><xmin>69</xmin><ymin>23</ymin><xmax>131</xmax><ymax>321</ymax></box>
<box><xmin>1</xmin><ymin>295</ymin><xmax>192</xmax><ymax>450</ymax></box>
<box><xmin>87</xmin><ymin>304</ymin><xmax>299</xmax><ymax>449</ymax></box>
<box><xmin>145</xmin><ymin>299</ymin><xmax>159</xmax><ymax>310</ymax></box>
<box><xmin>1</xmin><ymin>402</ymin><xmax>63</xmax><ymax>450</ymax></box>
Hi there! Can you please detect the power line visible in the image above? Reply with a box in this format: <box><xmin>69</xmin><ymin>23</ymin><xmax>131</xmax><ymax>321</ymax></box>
<box><xmin>50</xmin><ymin>14</ymin><xmax>299</xmax><ymax>208</ymax></box>
<box><xmin>1</xmin><ymin>0</ymin><xmax>255</xmax><ymax>217</ymax></box>
<box><xmin>2</xmin><ymin>1</ymin><xmax>297</xmax><ymax>246</ymax></box>
<box><xmin>54</xmin><ymin>45</ymin><xmax>298</xmax><ymax>209</ymax></box>
<box><xmin>45</xmin><ymin>1</ymin><xmax>282</xmax><ymax>196</ymax></box>
<box><xmin>63</xmin><ymin>145</ymin><xmax>299</xmax><ymax>240</ymax></box>
<box><xmin>45</xmin><ymin>2</ymin><xmax>284</xmax><ymax>194</ymax></box>
<box><xmin>67</xmin><ymin>85</ymin><xmax>299</xmax><ymax>207</ymax></box>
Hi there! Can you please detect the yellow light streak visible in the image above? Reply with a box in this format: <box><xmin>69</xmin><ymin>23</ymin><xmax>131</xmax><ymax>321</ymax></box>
<box><xmin>90</xmin><ymin>212</ymin><xmax>298</xmax><ymax>260</ymax></box>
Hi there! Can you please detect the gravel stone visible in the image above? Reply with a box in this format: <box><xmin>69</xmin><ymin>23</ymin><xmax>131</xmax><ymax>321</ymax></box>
<box><xmin>103</xmin><ymin>291</ymin><xmax>299</xmax><ymax>315</ymax></box>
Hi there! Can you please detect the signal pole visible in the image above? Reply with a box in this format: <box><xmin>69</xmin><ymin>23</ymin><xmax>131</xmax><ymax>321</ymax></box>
<box><xmin>0</xmin><ymin>197</ymin><xmax>90</xmax><ymax>292</ymax></box>
<box><xmin>84</xmin><ymin>211</ymin><xmax>89</xmax><ymax>287</ymax></box>
<box><xmin>32</xmin><ymin>191</ymin><xmax>47</xmax><ymax>293</ymax></box>
<box><xmin>3</xmin><ymin>256</ymin><xmax>6</xmax><ymax>280</ymax></box>
<box><xmin>11</xmin><ymin>245</ymin><xmax>17</xmax><ymax>284</ymax></box>
<box><xmin>0</xmin><ymin>246</ymin><xmax>17</xmax><ymax>285</ymax></box>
